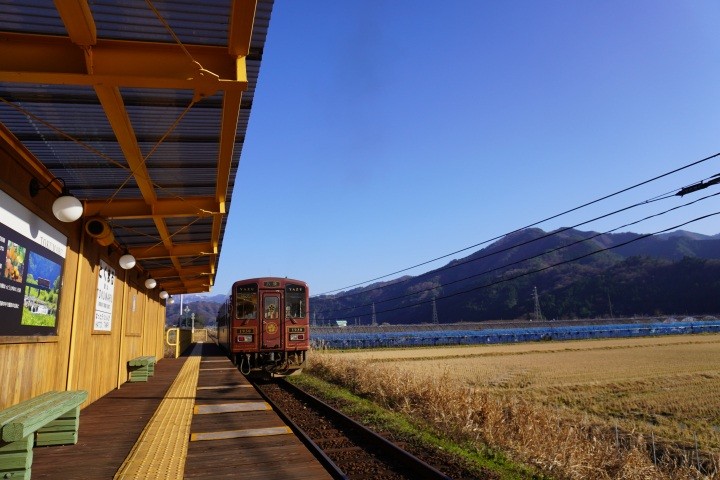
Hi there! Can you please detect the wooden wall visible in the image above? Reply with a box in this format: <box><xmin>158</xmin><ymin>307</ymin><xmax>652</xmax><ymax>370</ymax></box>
<box><xmin>0</xmin><ymin>140</ymin><xmax>166</xmax><ymax>410</ymax></box>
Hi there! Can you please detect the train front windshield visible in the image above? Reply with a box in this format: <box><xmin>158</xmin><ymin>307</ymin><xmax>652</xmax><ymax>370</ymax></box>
<box><xmin>235</xmin><ymin>283</ymin><xmax>258</xmax><ymax>319</ymax></box>
<box><xmin>285</xmin><ymin>284</ymin><xmax>306</xmax><ymax>318</ymax></box>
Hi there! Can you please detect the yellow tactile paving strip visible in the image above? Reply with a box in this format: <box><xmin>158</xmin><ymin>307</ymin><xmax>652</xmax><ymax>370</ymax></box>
<box><xmin>114</xmin><ymin>344</ymin><xmax>202</xmax><ymax>480</ymax></box>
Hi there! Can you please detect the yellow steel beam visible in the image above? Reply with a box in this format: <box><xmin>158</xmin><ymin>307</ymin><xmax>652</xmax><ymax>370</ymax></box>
<box><xmin>162</xmin><ymin>279</ymin><xmax>212</xmax><ymax>293</ymax></box>
<box><xmin>83</xmin><ymin>197</ymin><xmax>223</xmax><ymax>219</ymax></box>
<box><xmin>129</xmin><ymin>242</ymin><xmax>215</xmax><ymax>260</ymax></box>
<box><xmin>53</xmin><ymin>0</ymin><xmax>96</xmax><ymax>47</ymax></box>
<box><xmin>228</xmin><ymin>0</ymin><xmax>257</xmax><ymax>57</ymax></box>
<box><xmin>0</xmin><ymin>33</ymin><xmax>247</xmax><ymax>90</ymax></box>
<box><xmin>149</xmin><ymin>265</ymin><xmax>214</xmax><ymax>280</ymax></box>
<box><xmin>94</xmin><ymin>85</ymin><xmax>157</xmax><ymax>204</ymax></box>
<box><xmin>0</xmin><ymin>124</ymin><xmax>61</xmax><ymax>194</ymax></box>
<box><xmin>216</xmin><ymin>91</ymin><xmax>242</xmax><ymax>204</ymax></box>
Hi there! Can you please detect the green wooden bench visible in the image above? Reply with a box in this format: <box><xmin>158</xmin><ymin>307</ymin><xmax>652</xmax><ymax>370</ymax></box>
<box><xmin>127</xmin><ymin>355</ymin><xmax>156</xmax><ymax>382</ymax></box>
<box><xmin>0</xmin><ymin>390</ymin><xmax>88</xmax><ymax>480</ymax></box>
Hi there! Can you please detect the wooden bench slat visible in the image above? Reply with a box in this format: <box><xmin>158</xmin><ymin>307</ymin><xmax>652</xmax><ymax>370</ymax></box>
<box><xmin>127</xmin><ymin>356</ymin><xmax>156</xmax><ymax>382</ymax></box>
<box><xmin>1</xmin><ymin>391</ymin><xmax>87</xmax><ymax>442</ymax></box>
<box><xmin>128</xmin><ymin>356</ymin><xmax>156</xmax><ymax>366</ymax></box>
<box><xmin>0</xmin><ymin>436</ymin><xmax>33</xmax><ymax>471</ymax></box>
<box><xmin>0</xmin><ymin>392</ymin><xmax>59</xmax><ymax>428</ymax></box>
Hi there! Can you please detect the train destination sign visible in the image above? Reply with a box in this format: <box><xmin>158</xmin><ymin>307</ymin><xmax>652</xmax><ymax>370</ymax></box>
<box><xmin>0</xmin><ymin>189</ymin><xmax>66</xmax><ymax>337</ymax></box>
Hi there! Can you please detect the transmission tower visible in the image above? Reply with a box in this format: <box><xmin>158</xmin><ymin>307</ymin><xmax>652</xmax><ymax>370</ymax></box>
<box><xmin>432</xmin><ymin>298</ymin><xmax>439</xmax><ymax>324</ymax></box>
<box><xmin>371</xmin><ymin>302</ymin><xmax>377</xmax><ymax>326</ymax></box>
<box><xmin>532</xmin><ymin>286</ymin><xmax>544</xmax><ymax>322</ymax></box>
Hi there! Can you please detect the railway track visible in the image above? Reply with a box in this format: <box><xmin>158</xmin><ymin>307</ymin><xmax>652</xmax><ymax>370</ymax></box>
<box><xmin>254</xmin><ymin>379</ymin><xmax>454</xmax><ymax>480</ymax></box>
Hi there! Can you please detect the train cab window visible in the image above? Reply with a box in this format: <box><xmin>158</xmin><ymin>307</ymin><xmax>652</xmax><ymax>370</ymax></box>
<box><xmin>285</xmin><ymin>284</ymin><xmax>306</xmax><ymax>318</ymax></box>
<box><xmin>235</xmin><ymin>283</ymin><xmax>258</xmax><ymax>319</ymax></box>
<box><xmin>264</xmin><ymin>296</ymin><xmax>279</xmax><ymax>319</ymax></box>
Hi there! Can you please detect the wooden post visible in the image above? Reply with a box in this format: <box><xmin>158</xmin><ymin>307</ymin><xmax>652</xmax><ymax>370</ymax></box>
<box><xmin>65</xmin><ymin>232</ymin><xmax>86</xmax><ymax>391</ymax></box>
<box><xmin>116</xmin><ymin>267</ymin><xmax>130</xmax><ymax>389</ymax></box>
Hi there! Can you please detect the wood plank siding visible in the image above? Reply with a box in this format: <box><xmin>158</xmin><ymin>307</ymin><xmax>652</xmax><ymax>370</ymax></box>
<box><xmin>0</xmin><ymin>143</ymin><xmax>167</xmax><ymax>411</ymax></box>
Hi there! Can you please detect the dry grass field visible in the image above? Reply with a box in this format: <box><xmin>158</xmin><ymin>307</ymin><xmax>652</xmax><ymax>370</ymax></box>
<box><xmin>308</xmin><ymin>334</ymin><xmax>720</xmax><ymax>479</ymax></box>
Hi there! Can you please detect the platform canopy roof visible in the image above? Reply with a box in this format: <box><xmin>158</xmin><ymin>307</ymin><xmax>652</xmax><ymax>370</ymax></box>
<box><xmin>0</xmin><ymin>0</ymin><xmax>273</xmax><ymax>294</ymax></box>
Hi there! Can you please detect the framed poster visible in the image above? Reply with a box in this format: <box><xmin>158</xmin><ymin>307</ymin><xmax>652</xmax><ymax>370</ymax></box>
<box><xmin>0</xmin><ymin>189</ymin><xmax>67</xmax><ymax>337</ymax></box>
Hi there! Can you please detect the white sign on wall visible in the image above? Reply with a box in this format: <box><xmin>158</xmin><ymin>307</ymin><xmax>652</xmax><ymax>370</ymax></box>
<box><xmin>94</xmin><ymin>259</ymin><xmax>115</xmax><ymax>331</ymax></box>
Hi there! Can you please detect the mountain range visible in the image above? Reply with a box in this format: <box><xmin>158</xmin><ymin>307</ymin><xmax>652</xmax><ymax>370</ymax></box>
<box><xmin>165</xmin><ymin>295</ymin><xmax>225</xmax><ymax>327</ymax></box>
<box><xmin>310</xmin><ymin>228</ymin><xmax>720</xmax><ymax>325</ymax></box>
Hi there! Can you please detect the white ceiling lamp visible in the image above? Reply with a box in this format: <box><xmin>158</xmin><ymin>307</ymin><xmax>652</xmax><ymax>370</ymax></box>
<box><xmin>168</xmin><ymin>296</ymin><xmax>175</xmax><ymax>304</ymax></box>
<box><xmin>30</xmin><ymin>177</ymin><xmax>84</xmax><ymax>223</ymax></box>
<box><xmin>159</xmin><ymin>290</ymin><xmax>169</xmax><ymax>300</ymax></box>
<box><xmin>119</xmin><ymin>253</ymin><xmax>136</xmax><ymax>270</ymax></box>
<box><xmin>144</xmin><ymin>277</ymin><xmax>157</xmax><ymax>289</ymax></box>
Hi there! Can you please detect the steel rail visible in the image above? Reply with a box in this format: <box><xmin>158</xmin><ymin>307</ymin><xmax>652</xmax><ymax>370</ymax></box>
<box><xmin>258</xmin><ymin>379</ymin><xmax>453</xmax><ymax>480</ymax></box>
<box><xmin>253</xmin><ymin>380</ymin><xmax>348</xmax><ymax>480</ymax></box>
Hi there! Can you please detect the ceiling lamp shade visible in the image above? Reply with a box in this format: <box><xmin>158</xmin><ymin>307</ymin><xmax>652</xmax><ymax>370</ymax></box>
<box><xmin>168</xmin><ymin>296</ymin><xmax>175</xmax><ymax>304</ymax></box>
<box><xmin>30</xmin><ymin>177</ymin><xmax>84</xmax><ymax>223</ymax></box>
<box><xmin>119</xmin><ymin>253</ymin><xmax>136</xmax><ymax>270</ymax></box>
<box><xmin>144</xmin><ymin>278</ymin><xmax>157</xmax><ymax>289</ymax></box>
<box><xmin>52</xmin><ymin>194</ymin><xmax>84</xmax><ymax>222</ymax></box>
<box><xmin>159</xmin><ymin>290</ymin><xmax>169</xmax><ymax>300</ymax></box>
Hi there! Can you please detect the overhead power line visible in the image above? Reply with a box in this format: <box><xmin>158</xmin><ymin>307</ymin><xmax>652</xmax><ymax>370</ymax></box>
<box><xmin>676</xmin><ymin>174</ymin><xmax>720</xmax><ymax>196</ymax></box>
<box><xmin>319</xmin><ymin>210</ymin><xmax>720</xmax><ymax>323</ymax></box>
<box><xmin>315</xmin><ymin>152</ymin><xmax>720</xmax><ymax>296</ymax></box>
<box><xmin>321</xmin><ymin>188</ymin><xmax>720</xmax><ymax>316</ymax></box>
<box><xmin>317</xmin><ymin>172</ymin><xmax>720</xmax><ymax>304</ymax></box>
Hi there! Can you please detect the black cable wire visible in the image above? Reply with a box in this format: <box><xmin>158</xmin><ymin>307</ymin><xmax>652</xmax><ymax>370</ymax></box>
<box><xmin>320</xmin><ymin>189</ymin><xmax>720</xmax><ymax>316</ymax></box>
<box><xmin>320</xmin><ymin>194</ymin><xmax>665</xmax><ymax>302</ymax></box>
<box><xmin>316</xmin><ymin>173</ymin><xmax>719</xmax><ymax>304</ymax></box>
<box><xmin>318</xmin><ymin>210</ymin><xmax>720</xmax><ymax>322</ymax></box>
<box><xmin>315</xmin><ymin>152</ymin><xmax>720</xmax><ymax>296</ymax></box>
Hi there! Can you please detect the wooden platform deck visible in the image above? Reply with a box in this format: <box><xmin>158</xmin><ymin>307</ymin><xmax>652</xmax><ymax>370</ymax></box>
<box><xmin>29</xmin><ymin>343</ymin><xmax>332</xmax><ymax>479</ymax></box>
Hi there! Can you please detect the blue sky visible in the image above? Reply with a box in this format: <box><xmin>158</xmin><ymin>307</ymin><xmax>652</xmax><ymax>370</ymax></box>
<box><xmin>212</xmin><ymin>1</ymin><xmax>720</xmax><ymax>296</ymax></box>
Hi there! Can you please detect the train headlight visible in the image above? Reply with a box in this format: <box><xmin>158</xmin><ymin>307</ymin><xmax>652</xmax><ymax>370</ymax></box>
<box><xmin>236</xmin><ymin>335</ymin><xmax>253</xmax><ymax>343</ymax></box>
<box><xmin>289</xmin><ymin>333</ymin><xmax>305</xmax><ymax>341</ymax></box>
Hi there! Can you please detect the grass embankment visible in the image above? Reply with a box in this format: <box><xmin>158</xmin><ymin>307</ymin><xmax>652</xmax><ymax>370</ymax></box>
<box><xmin>301</xmin><ymin>336</ymin><xmax>720</xmax><ymax>479</ymax></box>
<box><xmin>288</xmin><ymin>372</ymin><xmax>546</xmax><ymax>480</ymax></box>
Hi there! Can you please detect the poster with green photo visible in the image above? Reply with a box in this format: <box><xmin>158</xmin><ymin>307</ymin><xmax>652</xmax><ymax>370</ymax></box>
<box><xmin>0</xmin><ymin>190</ymin><xmax>67</xmax><ymax>336</ymax></box>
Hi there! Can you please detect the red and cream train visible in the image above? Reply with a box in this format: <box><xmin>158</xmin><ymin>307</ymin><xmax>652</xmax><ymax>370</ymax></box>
<box><xmin>216</xmin><ymin>277</ymin><xmax>309</xmax><ymax>376</ymax></box>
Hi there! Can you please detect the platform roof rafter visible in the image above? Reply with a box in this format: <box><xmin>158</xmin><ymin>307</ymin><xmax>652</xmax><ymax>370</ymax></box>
<box><xmin>0</xmin><ymin>0</ymin><xmax>273</xmax><ymax>294</ymax></box>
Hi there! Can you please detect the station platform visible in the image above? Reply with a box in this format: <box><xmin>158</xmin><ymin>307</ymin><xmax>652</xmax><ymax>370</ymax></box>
<box><xmin>30</xmin><ymin>343</ymin><xmax>333</xmax><ymax>479</ymax></box>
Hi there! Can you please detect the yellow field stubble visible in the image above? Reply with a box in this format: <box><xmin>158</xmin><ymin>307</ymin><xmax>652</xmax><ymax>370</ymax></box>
<box><xmin>310</xmin><ymin>334</ymin><xmax>720</xmax><ymax>479</ymax></box>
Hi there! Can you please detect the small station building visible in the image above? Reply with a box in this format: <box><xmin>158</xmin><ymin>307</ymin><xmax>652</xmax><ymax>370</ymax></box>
<box><xmin>0</xmin><ymin>1</ymin><xmax>273</xmax><ymax>410</ymax></box>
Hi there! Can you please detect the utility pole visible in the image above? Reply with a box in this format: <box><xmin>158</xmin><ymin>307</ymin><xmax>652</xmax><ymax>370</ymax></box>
<box><xmin>371</xmin><ymin>302</ymin><xmax>377</xmax><ymax>326</ymax></box>
<box><xmin>533</xmin><ymin>286</ymin><xmax>543</xmax><ymax>322</ymax></box>
<box><xmin>432</xmin><ymin>298</ymin><xmax>439</xmax><ymax>324</ymax></box>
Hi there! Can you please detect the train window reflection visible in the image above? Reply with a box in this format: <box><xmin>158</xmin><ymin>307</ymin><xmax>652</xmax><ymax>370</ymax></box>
<box><xmin>264</xmin><ymin>296</ymin><xmax>279</xmax><ymax>319</ymax></box>
<box><xmin>236</xmin><ymin>293</ymin><xmax>257</xmax><ymax>319</ymax></box>
<box><xmin>285</xmin><ymin>284</ymin><xmax>306</xmax><ymax>318</ymax></box>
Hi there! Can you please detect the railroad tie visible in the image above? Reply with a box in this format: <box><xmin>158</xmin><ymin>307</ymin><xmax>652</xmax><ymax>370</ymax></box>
<box><xmin>190</xmin><ymin>426</ymin><xmax>292</xmax><ymax>442</ymax></box>
<box><xmin>193</xmin><ymin>402</ymin><xmax>271</xmax><ymax>415</ymax></box>
<box><xmin>196</xmin><ymin>384</ymin><xmax>253</xmax><ymax>390</ymax></box>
